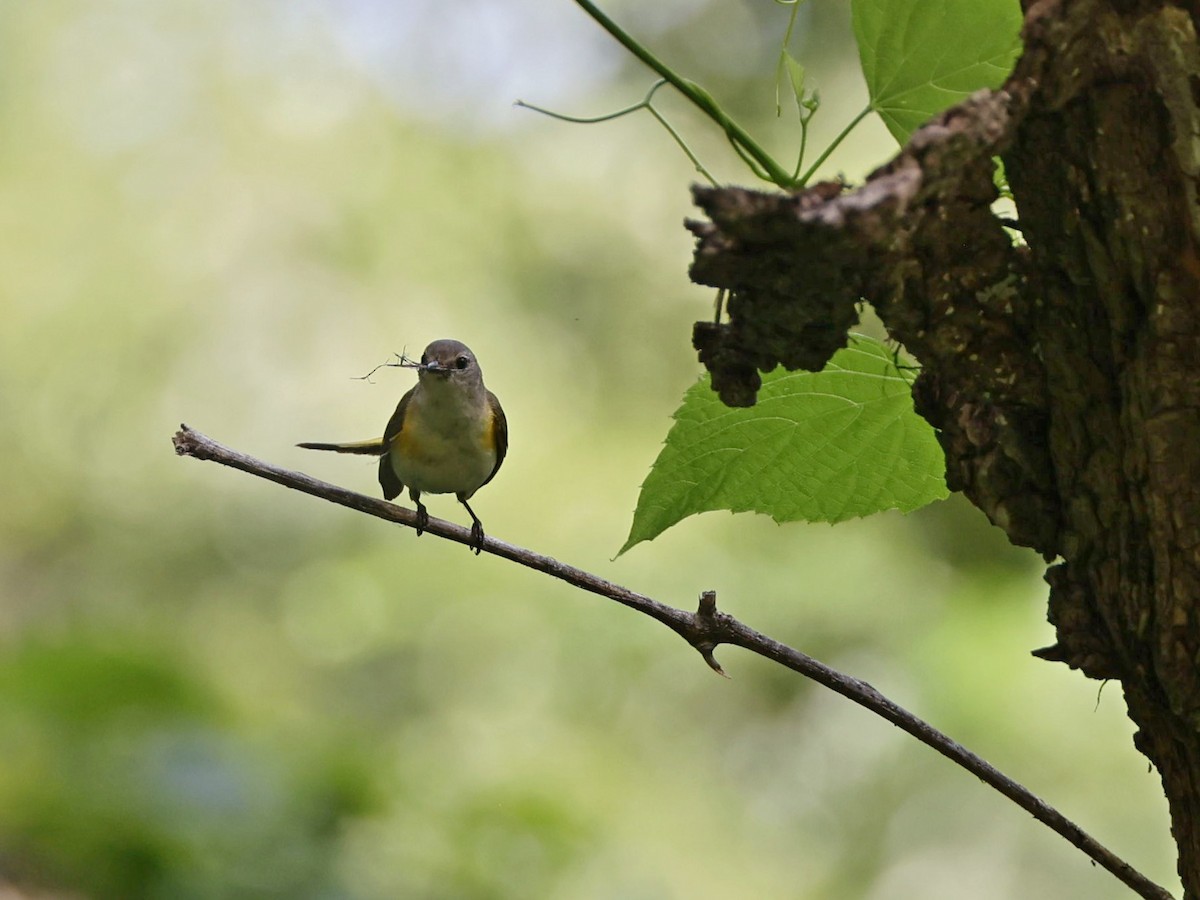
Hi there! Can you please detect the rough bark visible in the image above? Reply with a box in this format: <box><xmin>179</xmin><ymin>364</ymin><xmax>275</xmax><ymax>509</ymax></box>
<box><xmin>687</xmin><ymin>0</ymin><xmax>1200</xmax><ymax>892</ymax></box>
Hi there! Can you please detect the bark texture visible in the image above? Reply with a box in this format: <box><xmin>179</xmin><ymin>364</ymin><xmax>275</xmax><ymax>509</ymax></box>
<box><xmin>688</xmin><ymin>0</ymin><xmax>1200</xmax><ymax>892</ymax></box>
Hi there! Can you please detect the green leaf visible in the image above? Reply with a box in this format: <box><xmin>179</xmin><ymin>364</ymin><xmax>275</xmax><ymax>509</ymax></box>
<box><xmin>621</xmin><ymin>337</ymin><xmax>947</xmax><ymax>554</ymax></box>
<box><xmin>853</xmin><ymin>0</ymin><xmax>1022</xmax><ymax>144</ymax></box>
<box><xmin>784</xmin><ymin>52</ymin><xmax>807</xmax><ymax>112</ymax></box>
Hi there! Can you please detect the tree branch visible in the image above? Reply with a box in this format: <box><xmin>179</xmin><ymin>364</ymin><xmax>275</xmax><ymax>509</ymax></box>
<box><xmin>172</xmin><ymin>424</ymin><xmax>1173</xmax><ymax>900</ymax></box>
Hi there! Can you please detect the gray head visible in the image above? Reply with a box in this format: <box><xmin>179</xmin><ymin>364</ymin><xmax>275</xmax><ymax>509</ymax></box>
<box><xmin>417</xmin><ymin>339</ymin><xmax>484</xmax><ymax>388</ymax></box>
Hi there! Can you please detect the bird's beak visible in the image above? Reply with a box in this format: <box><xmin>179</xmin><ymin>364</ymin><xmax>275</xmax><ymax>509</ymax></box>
<box><xmin>422</xmin><ymin>360</ymin><xmax>452</xmax><ymax>377</ymax></box>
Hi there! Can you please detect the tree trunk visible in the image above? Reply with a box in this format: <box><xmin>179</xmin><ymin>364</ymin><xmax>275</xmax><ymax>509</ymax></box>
<box><xmin>687</xmin><ymin>0</ymin><xmax>1200</xmax><ymax>893</ymax></box>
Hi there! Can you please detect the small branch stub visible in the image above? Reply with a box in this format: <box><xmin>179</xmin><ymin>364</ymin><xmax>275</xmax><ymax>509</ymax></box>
<box><xmin>695</xmin><ymin>590</ymin><xmax>728</xmax><ymax>677</ymax></box>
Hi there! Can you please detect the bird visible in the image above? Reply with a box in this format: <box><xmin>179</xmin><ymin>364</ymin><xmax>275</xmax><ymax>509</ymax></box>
<box><xmin>298</xmin><ymin>339</ymin><xmax>506</xmax><ymax>554</ymax></box>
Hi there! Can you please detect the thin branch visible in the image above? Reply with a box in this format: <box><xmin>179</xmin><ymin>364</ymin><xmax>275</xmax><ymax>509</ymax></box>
<box><xmin>172</xmin><ymin>424</ymin><xmax>1174</xmax><ymax>900</ymax></box>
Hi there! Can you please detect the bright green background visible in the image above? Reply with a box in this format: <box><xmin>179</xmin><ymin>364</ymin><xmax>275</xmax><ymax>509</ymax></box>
<box><xmin>0</xmin><ymin>2</ymin><xmax>1178</xmax><ymax>898</ymax></box>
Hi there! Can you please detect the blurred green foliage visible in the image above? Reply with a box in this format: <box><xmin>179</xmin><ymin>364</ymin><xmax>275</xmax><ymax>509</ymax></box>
<box><xmin>0</xmin><ymin>2</ymin><xmax>1178</xmax><ymax>898</ymax></box>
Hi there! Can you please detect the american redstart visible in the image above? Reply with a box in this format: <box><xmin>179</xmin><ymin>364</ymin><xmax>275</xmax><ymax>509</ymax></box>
<box><xmin>299</xmin><ymin>339</ymin><xmax>507</xmax><ymax>554</ymax></box>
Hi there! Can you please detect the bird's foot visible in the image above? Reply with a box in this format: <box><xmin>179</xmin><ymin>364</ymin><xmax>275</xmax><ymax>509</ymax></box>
<box><xmin>415</xmin><ymin>504</ymin><xmax>429</xmax><ymax>536</ymax></box>
<box><xmin>469</xmin><ymin>521</ymin><xmax>485</xmax><ymax>555</ymax></box>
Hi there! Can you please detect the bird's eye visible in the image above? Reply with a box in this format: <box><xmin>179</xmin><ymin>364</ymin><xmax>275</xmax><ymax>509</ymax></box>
<box><xmin>455</xmin><ymin>356</ymin><xmax>471</xmax><ymax>369</ymax></box>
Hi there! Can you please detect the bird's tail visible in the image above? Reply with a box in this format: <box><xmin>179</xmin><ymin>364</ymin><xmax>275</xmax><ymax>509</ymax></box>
<box><xmin>297</xmin><ymin>438</ymin><xmax>385</xmax><ymax>455</ymax></box>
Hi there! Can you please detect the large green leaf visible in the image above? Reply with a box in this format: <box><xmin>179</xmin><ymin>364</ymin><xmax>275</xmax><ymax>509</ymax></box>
<box><xmin>853</xmin><ymin>0</ymin><xmax>1022</xmax><ymax>144</ymax></box>
<box><xmin>621</xmin><ymin>337</ymin><xmax>947</xmax><ymax>554</ymax></box>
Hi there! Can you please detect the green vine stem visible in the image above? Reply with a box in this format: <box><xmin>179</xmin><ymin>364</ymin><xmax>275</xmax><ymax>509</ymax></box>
<box><xmin>797</xmin><ymin>105</ymin><xmax>871</xmax><ymax>186</ymax></box>
<box><xmin>773</xmin><ymin>0</ymin><xmax>804</xmax><ymax>117</ymax></box>
<box><xmin>572</xmin><ymin>0</ymin><xmax>793</xmax><ymax>188</ymax></box>
<box><xmin>516</xmin><ymin>80</ymin><xmax>720</xmax><ymax>186</ymax></box>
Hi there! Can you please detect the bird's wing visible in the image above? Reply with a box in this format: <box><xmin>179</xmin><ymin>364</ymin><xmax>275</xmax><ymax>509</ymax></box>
<box><xmin>378</xmin><ymin>387</ymin><xmax>415</xmax><ymax>500</ymax></box>
<box><xmin>479</xmin><ymin>390</ymin><xmax>507</xmax><ymax>489</ymax></box>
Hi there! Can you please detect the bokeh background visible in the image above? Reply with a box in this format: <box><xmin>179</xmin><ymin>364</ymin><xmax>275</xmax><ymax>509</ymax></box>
<box><xmin>0</xmin><ymin>1</ymin><xmax>1180</xmax><ymax>897</ymax></box>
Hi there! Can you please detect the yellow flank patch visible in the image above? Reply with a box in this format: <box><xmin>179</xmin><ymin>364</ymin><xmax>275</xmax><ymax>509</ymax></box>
<box><xmin>394</xmin><ymin>419</ymin><xmax>432</xmax><ymax>461</ymax></box>
<box><xmin>481</xmin><ymin>407</ymin><xmax>496</xmax><ymax>451</ymax></box>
